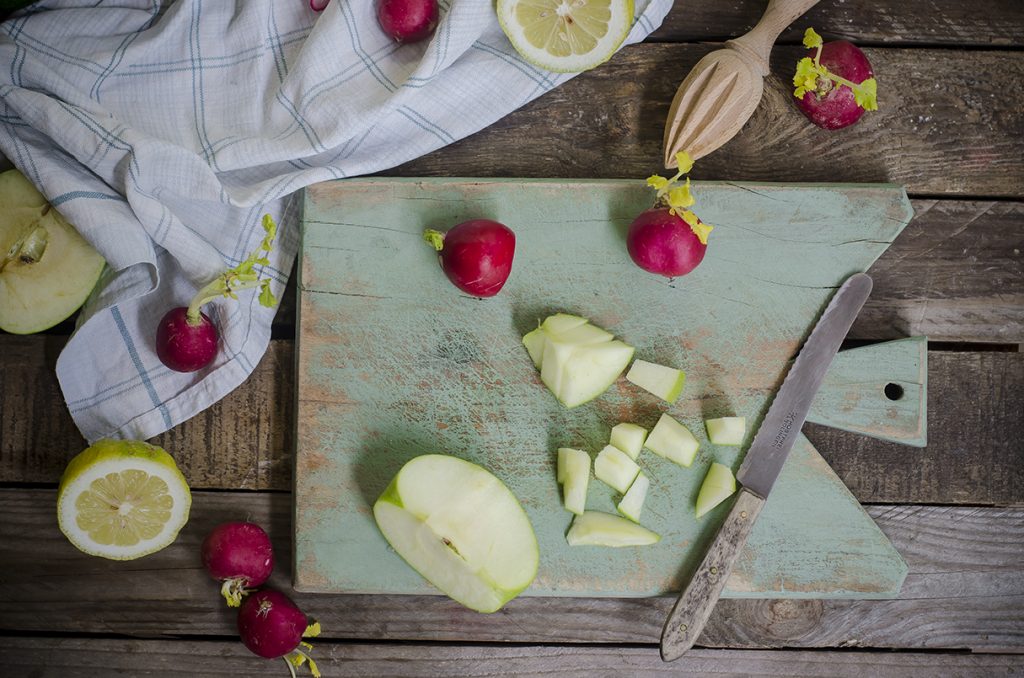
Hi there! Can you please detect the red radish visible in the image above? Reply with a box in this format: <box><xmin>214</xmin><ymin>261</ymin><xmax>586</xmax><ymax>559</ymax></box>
<box><xmin>793</xmin><ymin>28</ymin><xmax>878</xmax><ymax>130</ymax></box>
<box><xmin>155</xmin><ymin>307</ymin><xmax>218</xmax><ymax>373</ymax></box>
<box><xmin>309</xmin><ymin>0</ymin><xmax>330</xmax><ymax>11</ymax></box>
<box><xmin>155</xmin><ymin>215</ymin><xmax>278</xmax><ymax>373</ymax></box>
<box><xmin>424</xmin><ymin>219</ymin><xmax>515</xmax><ymax>297</ymax></box>
<box><xmin>377</xmin><ymin>0</ymin><xmax>439</xmax><ymax>43</ymax></box>
<box><xmin>238</xmin><ymin>589</ymin><xmax>321</xmax><ymax>676</ymax></box>
<box><xmin>626</xmin><ymin>151</ymin><xmax>713</xmax><ymax>279</ymax></box>
<box><xmin>627</xmin><ymin>208</ymin><xmax>708</xmax><ymax>278</ymax></box>
<box><xmin>201</xmin><ymin>522</ymin><xmax>275</xmax><ymax>607</ymax></box>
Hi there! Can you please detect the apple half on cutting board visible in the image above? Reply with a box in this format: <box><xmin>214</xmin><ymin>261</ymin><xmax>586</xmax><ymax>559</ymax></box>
<box><xmin>373</xmin><ymin>454</ymin><xmax>539</xmax><ymax>613</ymax></box>
<box><xmin>0</xmin><ymin>169</ymin><xmax>105</xmax><ymax>334</ymax></box>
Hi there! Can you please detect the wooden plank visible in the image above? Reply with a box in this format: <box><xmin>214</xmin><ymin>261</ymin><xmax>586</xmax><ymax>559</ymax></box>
<box><xmin>1</xmin><ymin>638</ymin><xmax>1022</xmax><ymax>678</ymax></box>
<box><xmin>808</xmin><ymin>350</ymin><xmax>1024</xmax><ymax>505</ymax></box>
<box><xmin>650</xmin><ymin>0</ymin><xmax>1024</xmax><ymax>48</ymax></box>
<box><xmin>294</xmin><ymin>178</ymin><xmax>913</xmax><ymax>599</ymax></box>
<box><xmin>391</xmin><ymin>46</ymin><xmax>1024</xmax><ymax>199</ymax></box>
<box><xmin>0</xmin><ymin>334</ymin><xmax>294</xmax><ymax>491</ymax></box>
<box><xmin>4</xmin><ymin>342</ymin><xmax>1020</xmax><ymax>506</ymax></box>
<box><xmin>0</xmin><ymin>490</ymin><xmax>1019</xmax><ymax>651</ymax></box>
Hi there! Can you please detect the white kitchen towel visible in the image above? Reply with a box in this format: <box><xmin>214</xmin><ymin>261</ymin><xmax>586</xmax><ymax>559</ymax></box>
<box><xmin>0</xmin><ymin>0</ymin><xmax>670</xmax><ymax>443</ymax></box>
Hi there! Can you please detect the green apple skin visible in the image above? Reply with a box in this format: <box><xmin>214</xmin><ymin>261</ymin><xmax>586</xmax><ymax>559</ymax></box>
<box><xmin>373</xmin><ymin>454</ymin><xmax>539</xmax><ymax>614</ymax></box>
<box><xmin>0</xmin><ymin>169</ymin><xmax>105</xmax><ymax>334</ymax></box>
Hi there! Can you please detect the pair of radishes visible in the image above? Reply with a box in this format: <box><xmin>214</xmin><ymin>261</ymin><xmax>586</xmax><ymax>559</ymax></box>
<box><xmin>424</xmin><ymin>155</ymin><xmax>714</xmax><ymax>297</ymax></box>
<box><xmin>310</xmin><ymin>0</ymin><xmax>439</xmax><ymax>44</ymax></box>
<box><xmin>202</xmin><ymin>522</ymin><xmax>321</xmax><ymax>677</ymax></box>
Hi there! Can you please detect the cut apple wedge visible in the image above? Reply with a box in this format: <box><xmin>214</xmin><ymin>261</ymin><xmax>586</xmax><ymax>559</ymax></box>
<box><xmin>705</xmin><ymin>416</ymin><xmax>746</xmax><ymax>446</ymax></box>
<box><xmin>524</xmin><ymin>314</ymin><xmax>634</xmax><ymax>408</ymax></box>
<box><xmin>557</xmin><ymin>447</ymin><xmax>590</xmax><ymax>515</ymax></box>
<box><xmin>594</xmin><ymin>444</ymin><xmax>640</xmax><ymax>493</ymax></box>
<box><xmin>645</xmin><ymin>413</ymin><xmax>699</xmax><ymax>467</ymax></box>
<box><xmin>695</xmin><ymin>462</ymin><xmax>737</xmax><ymax>518</ymax></box>
<box><xmin>373</xmin><ymin>455</ymin><xmax>539</xmax><ymax>613</ymax></box>
<box><xmin>616</xmin><ymin>471</ymin><xmax>649</xmax><ymax>523</ymax></box>
<box><xmin>626</xmin><ymin>359</ymin><xmax>686</xmax><ymax>403</ymax></box>
<box><xmin>566</xmin><ymin>510</ymin><xmax>660</xmax><ymax>547</ymax></box>
<box><xmin>0</xmin><ymin>169</ymin><xmax>105</xmax><ymax>334</ymax></box>
<box><xmin>609</xmin><ymin>422</ymin><xmax>647</xmax><ymax>461</ymax></box>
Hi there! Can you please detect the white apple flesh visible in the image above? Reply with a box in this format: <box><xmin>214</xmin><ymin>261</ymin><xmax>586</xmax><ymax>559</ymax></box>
<box><xmin>695</xmin><ymin>462</ymin><xmax>737</xmax><ymax>518</ymax></box>
<box><xmin>0</xmin><ymin>169</ymin><xmax>105</xmax><ymax>334</ymax></box>
<box><xmin>644</xmin><ymin>413</ymin><xmax>699</xmax><ymax>467</ymax></box>
<box><xmin>557</xmin><ymin>447</ymin><xmax>590</xmax><ymax>515</ymax></box>
<box><xmin>705</xmin><ymin>416</ymin><xmax>747</xmax><ymax>446</ymax></box>
<box><xmin>616</xmin><ymin>471</ymin><xmax>649</xmax><ymax>523</ymax></box>
<box><xmin>609</xmin><ymin>422</ymin><xmax>647</xmax><ymax>460</ymax></box>
<box><xmin>626</xmin><ymin>359</ymin><xmax>686</xmax><ymax>403</ymax></box>
<box><xmin>373</xmin><ymin>455</ymin><xmax>539</xmax><ymax>613</ymax></box>
<box><xmin>593</xmin><ymin>444</ymin><xmax>640</xmax><ymax>493</ymax></box>
<box><xmin>566</xmin><ymin>510</ymin><xmax>660</xmax><ymax>547</ymax></box>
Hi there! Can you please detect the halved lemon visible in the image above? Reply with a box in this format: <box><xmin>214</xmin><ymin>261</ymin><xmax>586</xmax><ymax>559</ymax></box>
<box><xmin>57</xmin><ymin>439</ymin><xmax>191</xmax><ymax>560</ymax></box>
<box><xmin>496</xmin><ymin>0</ymin><xmax>635</xmax><ymax>73</ymax></box>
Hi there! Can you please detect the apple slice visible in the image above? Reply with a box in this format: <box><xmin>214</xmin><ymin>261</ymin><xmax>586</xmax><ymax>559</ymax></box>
<box><xmin>540</xmin><ymin>338</ymin><xmax>634</xmax><ymax>408</ymax></box>
<box><xmin>695</xmin><ymin>462</ymin><xmax>737</xmax><ymax>518</ymax></box>
<box><xmin>616</xmin><ymin>471</ymin><xmax>649</xmax><ymax>523</ymax></box>
<box><xmin>566</xmin><ymin>510</ymin><xmax>660</xmax><ymax>547</ymax></box>
<box><xmin>522</xmin><ymin>327</ymin><xmax>546</xmax><ymax>368</ymax></box>
<box><xmin>541</xmin><ymin>313</ymin><xmax>588</xmax><ymax>335</ymax></box>
<box><xmin>373</xmin><ymin>454</ymin><xmax>539</xmax><ymax>613</ymax></box>
<box><xmin>594</xmin><ymin>444</ymin><xmax>640</xmax><ymax>493</ymax></box>
<box><xmin>557</xmin><ymin>447</ymin><xmax>590</xmax><ymax>515</ymax></box>
<box><xmin>705</xmin><ymin>416</ymin><xmax>746</xmax><ymax>446</ymax></box>
<box><xmin>626</xmin><ymin>359</ymin><xmax>686</xmax><ymax>403</ymax></box>
<box><xmin>609</xmin><ymin>422</ymin><xmax>647</xmax><ymax>460</ymax></box>
<box><xmin>0</xmin><ymin>169</ymin><xmax>105</xmax><ymax>334</ymax></box>
<box><xmin>644</xmin><ymin>413</ymin><xmax>699</xmax><ymax>467</ymax></box>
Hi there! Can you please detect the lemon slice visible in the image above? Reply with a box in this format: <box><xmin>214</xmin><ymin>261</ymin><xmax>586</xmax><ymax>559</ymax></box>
<box><xmin>57</xmin><ymin>440</ymin><xmax>191</xmax><ymax>560</ymax></box>
<box><xmin>497</xmin><ymin>0</ymin><xmax>634</xmax><ymax>73</ymax></box>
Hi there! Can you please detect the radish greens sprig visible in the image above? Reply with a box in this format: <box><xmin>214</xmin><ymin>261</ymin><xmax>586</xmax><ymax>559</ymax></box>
<box><xmin>793</xmin><ymin>28</ymin><xmax>878</xmax><ymax>112</ymax></box>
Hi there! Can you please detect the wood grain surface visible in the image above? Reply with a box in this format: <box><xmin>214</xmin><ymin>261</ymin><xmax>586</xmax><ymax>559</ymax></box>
<box><xmin>1</xmin><ymin>490</ymin><xmax>1018</xmax><ymax>652</ymax></box>
<box><xmin>393</xmin><ymin>47</ymin><xmax>1024</xmax><ymax>198</ymax></box>
<box><xmin>1</xmin><ymin>638</ymin><xmax>1021</xmax><ymax>677</ymax></box>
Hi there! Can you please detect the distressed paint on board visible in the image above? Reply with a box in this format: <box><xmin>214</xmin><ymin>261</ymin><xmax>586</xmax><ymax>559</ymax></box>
<box><xmin>294</xmin><ymin>178</ymin><xmax>916</xmax><ymax>599</ymax></box>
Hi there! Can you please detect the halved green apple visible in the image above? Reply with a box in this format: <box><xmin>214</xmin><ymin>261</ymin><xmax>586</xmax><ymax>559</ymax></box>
<box><xmin>0</xmin><ymin>169</ymin><xmax>105</xmax><ymax>334</ymax></box>
<box><xmin>373</xmin><ymin>454</ymin><xmax>539</xmax><ymax>613</ymax></box>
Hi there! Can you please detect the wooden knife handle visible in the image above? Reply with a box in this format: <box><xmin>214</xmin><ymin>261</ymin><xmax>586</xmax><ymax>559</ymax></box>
<box><xmin>660</xmin><ymin>488</ymin><xmax>766</xmax><ymax>661</ymax></box>
<box><xmin>728</xmin><ymin>0</ymin><xmax>820</xmax><ymax>75</ymax></box>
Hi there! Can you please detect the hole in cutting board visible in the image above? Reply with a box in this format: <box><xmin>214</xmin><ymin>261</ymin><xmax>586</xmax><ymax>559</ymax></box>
<box><xmin>884</xmin><ymin>383</ymin><xmax>905</xmax><ymax>401</ymax></box>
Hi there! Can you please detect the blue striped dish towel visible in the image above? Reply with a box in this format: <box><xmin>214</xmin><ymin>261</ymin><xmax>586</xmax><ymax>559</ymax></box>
<box><xmin>0</xmin><ymin>0</ymin><xmax>670</xmax><ymax>442</ymax></box>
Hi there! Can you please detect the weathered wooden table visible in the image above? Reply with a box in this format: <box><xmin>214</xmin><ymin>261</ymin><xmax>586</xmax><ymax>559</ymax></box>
<box><xmin>1</xmin><ymin>2</ymin><xmax>1022</xmax><ymax>675</ymax></box>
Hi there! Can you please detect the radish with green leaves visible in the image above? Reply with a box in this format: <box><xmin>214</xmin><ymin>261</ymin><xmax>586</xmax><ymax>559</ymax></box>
<box><xmin>627</xmin><ymin>152</ymin><xmax>713</xmax><ymax>279</ymax></box>
<box><xmin>155</xmin><ymin>215</ymin><xmax>278</xmax><ymax>372</ymax></box>
<box><xmin>237</xmin><ymin>589</ymin><xmax>321</xmax><ymax>677</ymax></box>
<box><xmin>793</xmin><ymin>28</ymin><xmax>878</xmax><ymax>130</ymax></box>
<box><xmin>201</xmin><ymin>522</ymin><xmax>274</xmax><ymax>607</ymax></box>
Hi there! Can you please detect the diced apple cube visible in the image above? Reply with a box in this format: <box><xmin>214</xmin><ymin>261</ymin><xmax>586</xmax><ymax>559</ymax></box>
<box><xmin>626</xmin><ymin>359</ymin><xmax>686</xmax><ymax>403</ymax></box>
<box><xmin>609</xmin><ymin>422</ymin><xmax>647</xmax><ymax>461</ymax></box>
<box><xmin>522</xmin><ymin>328</ymin><xmax>546</xmax><ymax>368</ymax></box>
<box><xmin>616</xmin><ymin>471</ymin><xmax>649</xmax><ymax>523</ymax></box>
<box><xmin>644</xmin><ymin>413</ymin><xmax>699</xmax><ymax>467</ymax></box>
<box><xmin>566</xmin><ymin>510</ymin><xmax>660</xmax><ymax>547</ymax></box>
<box><xmin>695</xmin><ymin>462</ymin><xmax>737</xmax><ymax>518</ymax></box>
<box><xmin>705</xmin><ymin>417</ymin><xmax>746</xmax><ymax>446</ymax></box>
<box><xmin>541</xmin><ymin>313</ymin><xmax>588</xmax><ymax>335</ymax></box>
<box><xmin>557</xmin><ymin>448</ymin><xmax>590</xmax><ymax>516</ymax></box>
<box><xmin>594</xmin><ymin>445</ymin><xmax>640</xmax><ymax>493</ymax></box>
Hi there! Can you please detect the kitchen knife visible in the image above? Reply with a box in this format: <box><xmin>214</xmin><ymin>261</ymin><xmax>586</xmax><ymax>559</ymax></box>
<box><xmin>660</xmin><ymin>272</ymin><xmax>874</xmax><ymax>661</ymax></box>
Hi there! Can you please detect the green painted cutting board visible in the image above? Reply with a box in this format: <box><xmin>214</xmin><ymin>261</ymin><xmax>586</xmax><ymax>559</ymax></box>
<box><xmin>294</xmin><ymin>178</ymin><xmax>924</xmax><ymax>600</ymax></box>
